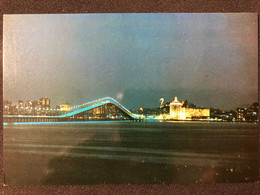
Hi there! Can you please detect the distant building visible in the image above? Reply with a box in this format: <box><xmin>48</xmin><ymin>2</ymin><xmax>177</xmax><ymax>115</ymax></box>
<box><xmin>169</xmin><ymin>96</ymin><xmax>183</xmax><ymax>119</ymax></box>
<box><xmin>40</xmin><ymin>97</ymin><xmax>50</xmax><ymax>109</ymax></box>
<box><xmin>237</xmin><ymin>102</ymin><xmax>259</xmax><ymax>122</ymax></box>
<box><xmin>60</xmin><ymin>103</ymin><xmax>71</xmax><ymax>111</ymax></box>
<box><xmin>245</xmin><ymin>102</ymin><xmax>258</xmax><ymax>122</ymax></box>
<box><xmin>3</xmin><ymin>100</ymin><xmax>12</xmax><ymax>115</ymax></box>
<box><xmin>24</xmin><ymin>101</ymin><xmax>32</xmax><ymax>108</ymax></box>
<box><xmin>210</xmin><ymin>108</ymin><xmax>236</xmax><ymax>121</ymax></box>
<box><xmin>169</xmin><ymin>96</ymin><xmax>210</xmax><ymax>119</ymax></box>
<box><xmin>135</xmin><ymin>107</ymin><xmax>161</xmax><ymax>116</ymax></box>
<box><xmin>18</xmin><ymin>100</ymin><xmax>25</xmax><ymax>108</ymax></box>
<box><xmin>32</xmin><ymin>101</ymin><xmax>41</xmax><ymax>109</ymax></box>
<box><xmin>237</xmin><ymin>108</ymin><xmax>246</xmax><ymax>121</ymax></box>
<box><xmin>3</xmin><ymin>97</ymin><xmax>73</xmax><ymax>116</ymax></box>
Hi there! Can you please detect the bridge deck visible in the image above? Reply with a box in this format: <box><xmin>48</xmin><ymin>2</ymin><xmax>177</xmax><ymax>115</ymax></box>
<box><xmin>4</xmin><ymin>97</ymin><xmax>141</xmax><ymax>123</ymax></box>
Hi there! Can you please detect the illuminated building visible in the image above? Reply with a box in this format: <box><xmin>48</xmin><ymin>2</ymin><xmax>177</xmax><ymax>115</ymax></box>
<box><xmin>169</xmin><ymin>96</ymin><xmax>210</xmax><ymax>120</ymax></box>
<box><xmin>18</xmin><ymin>100</ymin><xmax>25</xmax><ymax>107</ymax></box>
<box><xmin>18</xmin><ymin>100</ymin><xmax>25</xmax><ymax>115</ymax></box>
<box><xmin>60</xmin><ymin>103</ymin><xmax>72</xmax><ymax>111</ymax></box>
<box><xmin>237</xmin><ymin>102</ymin><xmax>258</xmax><ymax>122</ymax></box>
<box><xmin>24</xmin><ymin>101</ymin><xmax>32</xmax><ymax>108</ymax></box>
<box><xmin>245</xmin><ymin>102</ymin><xmax>258</xmax><ymax>121</ymax></box>
<box><xmin>40</xmin><ymin>97</ymin><xmax>50</xmax><ymax>109</ymax></box>
<box><xmin>31</xmin><ymin>100</ymin><xmax>42</xmax><ymax>115</ymax></box>
<box><xmin>236</xmin><ymin>108</ymin><xmax>245</xmax><ymax>121</ymax></box>
<box><xmin>24</xmin><ymin>101</ymin><xmax>33</xmax><ymax>115</ymax></box>
<box><xmin>32</xmin><ymin>101</ymin><xmax>41</xmax><ymax>109</ymax></box>
<box><xmin>3</xmin><ymin>100</ymin><xmax>12</xmax><ymax>115</ymax></box>
<box><xmin>169</xmin><ymin>96</ymin><xmax>183</xmax><ymax>119</ymax></box>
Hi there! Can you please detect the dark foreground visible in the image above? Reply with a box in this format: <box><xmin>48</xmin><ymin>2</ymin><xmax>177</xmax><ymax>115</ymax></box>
<box><xmin>3</xmin><ymin>121</ymin><xmax>259</xmax><ymax>185</ymax></box>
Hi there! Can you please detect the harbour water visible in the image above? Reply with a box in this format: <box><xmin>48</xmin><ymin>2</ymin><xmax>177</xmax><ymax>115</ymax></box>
<box><xmin>3</xmin><ymin>121</ymin><xmax>259</xmax><ymax>185</ymax></box>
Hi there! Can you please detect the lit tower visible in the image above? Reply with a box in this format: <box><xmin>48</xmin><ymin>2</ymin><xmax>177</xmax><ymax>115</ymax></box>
<box><xmin>169</xmin><ymin>96</ymin><xmax>183</xmax><ymax>119</ymax></box>
<box><xmin>160</xmin><ymin>98</ymin><xmax>164</xmax><ymax>107</ymax></box>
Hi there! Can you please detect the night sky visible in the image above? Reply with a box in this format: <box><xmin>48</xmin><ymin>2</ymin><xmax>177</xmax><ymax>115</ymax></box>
<box><xmin>3</xmin><ymin>14</ymin><xmax>258</xmax><ymax>110</ymax></box>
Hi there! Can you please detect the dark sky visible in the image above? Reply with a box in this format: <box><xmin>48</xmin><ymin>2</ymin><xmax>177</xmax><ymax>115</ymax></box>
<box><xmin>3</xmin><ymin>14</ymin><xmax>258</xmax><ymax>110</ymax></box>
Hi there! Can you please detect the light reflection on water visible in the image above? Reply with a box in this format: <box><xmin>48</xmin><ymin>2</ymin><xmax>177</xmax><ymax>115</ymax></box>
<box><xmin>3</xmin><ymin>122</ymin><xmax>259</xmax><ymax>185</ymax></box>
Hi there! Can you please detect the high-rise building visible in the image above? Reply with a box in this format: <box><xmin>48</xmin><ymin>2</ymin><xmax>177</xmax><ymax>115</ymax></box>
<box><xmin>23</xmin><ymin>101</ymin><xmax>33</xmax><ymax>115</ymax></box>
<box><xmin>40</xmin><ymin>98</ymin><xmax>50</xmax><ymax>109</ymax></box>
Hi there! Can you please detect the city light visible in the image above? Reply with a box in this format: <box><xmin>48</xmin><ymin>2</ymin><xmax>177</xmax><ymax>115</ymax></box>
<box><xmin>3</xmin><ymin>96</ymin><xmax>259</xmax><ymax>123</ymax></box>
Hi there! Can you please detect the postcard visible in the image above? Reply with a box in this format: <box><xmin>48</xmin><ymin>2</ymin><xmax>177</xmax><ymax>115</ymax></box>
<box><xmin>3</xmin><ymin>13</ymin><xmax>258</xmax><ymax>185</ymax></box>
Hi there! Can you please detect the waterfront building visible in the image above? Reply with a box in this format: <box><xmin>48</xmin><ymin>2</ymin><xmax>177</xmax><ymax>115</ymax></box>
<box><xmin>169</xmin><ymin>96</ymin><xmax>210</xmax><ymax>120</ymax></box>
<box><xmin>18</xmin><ymin>100</ymin><xmax>25</xmax><ymax>115</ymax></box>
<box><xmin>236</xmin><ymin>108</ymin><xmax>245</xmax><ymax>121</ymax></box>
<box><xmin>210</xmin><ymin>108</ymin><xmax>237</xmax><ymax>121</ymax></box>
<box><xmin>135</xmin><ymin>107</ymin><xmax>161</xmax><ymax>116</ymax></box>
<box><xmin>3</xmin><ymin>100</ymin><xmax>12</xmax><ymax>115</ymax></box>
<box><xmin>18</xmin><ymin>100</ymin><xmax>25</xmax><ymax>108</ymax></box>
<box><xmin>40</xmin><ymin>97</ymin><xmax>50</xmax><ymax>109</ymax></box>
<box><xmin>24</xmin><ymin>101</ymin><xmax>33</xmax><ymax>115</ymax></box>
<box><xmin>245</xmin><ymin>102</ymin><xmax>258</xmax><ymax>121</ymax></box>
<box><xmin>60</xmin><ymin>103</ymin><xmax>71</xmax><ymax>111</ymax></box>
<box><xmin>237</xmin><ymin>102</ymin><xmax>259</xmax><ymax>122</ymax></box>
<box><xmin>159</xmin><ymin>101</ymin><xmax>170</xmax><ymax>114</ymax></box>
<box><xmin>169</xmin><ymin>96</ymin><xmax>183</xmax><ymax>119</ymax></box>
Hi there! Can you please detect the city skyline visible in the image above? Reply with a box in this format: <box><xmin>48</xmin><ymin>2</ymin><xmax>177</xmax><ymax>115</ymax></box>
<box><xmin>3</xmin><ymin>13</ymin><xmax>258</xmax><ymax>110</ymax></box>
<box><xmin>4</xmin><ymin>95</ymin><xmax>258</xmax><ymax>112</ymax></box>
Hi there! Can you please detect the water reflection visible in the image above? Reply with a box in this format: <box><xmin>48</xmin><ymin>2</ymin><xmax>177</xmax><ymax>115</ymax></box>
<box><xmin>3</xmin><ymin>122</ymin><xmax>259</xmax><ymax>185</ymax></box>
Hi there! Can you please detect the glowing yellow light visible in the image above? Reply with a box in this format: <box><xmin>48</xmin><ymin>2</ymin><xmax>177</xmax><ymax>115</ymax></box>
<box><xmin>180</xmin><ymin>112</ymin><xmax>186</xmax><ymax>120</ymax></box>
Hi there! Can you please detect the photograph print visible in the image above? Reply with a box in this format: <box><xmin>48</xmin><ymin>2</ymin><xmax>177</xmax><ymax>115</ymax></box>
<box><xmin>3</xmin><ymin>13</ymin><xmax>258</xmax><ymax>185</ymax></box>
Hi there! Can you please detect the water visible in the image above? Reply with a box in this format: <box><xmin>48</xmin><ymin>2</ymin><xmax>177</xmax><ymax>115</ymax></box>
<box><xmin>3</xmin><ymin>121</ymin><xmax>259</xmax><ymax>185</ymax></box>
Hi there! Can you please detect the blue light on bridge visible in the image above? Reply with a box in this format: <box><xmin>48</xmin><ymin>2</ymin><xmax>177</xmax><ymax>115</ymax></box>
<box><xmin>8</xmin><ymin>120</ymin><xmax>133</xmax><ymax>125</ymax></box>
<box><xmin>59</xmin><ymin>102</ymin><xmax>107</xmax><ymax>117</ymax></box>
<box><xmin>3</xmin><ymin>97</ymin><xmax>141</xmax><ymax>122</ymax></box>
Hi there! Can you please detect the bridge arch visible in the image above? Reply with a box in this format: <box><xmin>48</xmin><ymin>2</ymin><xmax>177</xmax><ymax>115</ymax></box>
<box><xmin>58</xmin><ymin>97</ymin><xmax>140</xmax><ymax>121</ymax></box>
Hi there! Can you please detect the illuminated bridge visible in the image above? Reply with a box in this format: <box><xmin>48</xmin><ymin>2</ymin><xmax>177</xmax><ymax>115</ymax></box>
<box><xmin>3</xmin><ymin>97</ymin><xmax>141</xmax><ymax>123</ymax></box>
